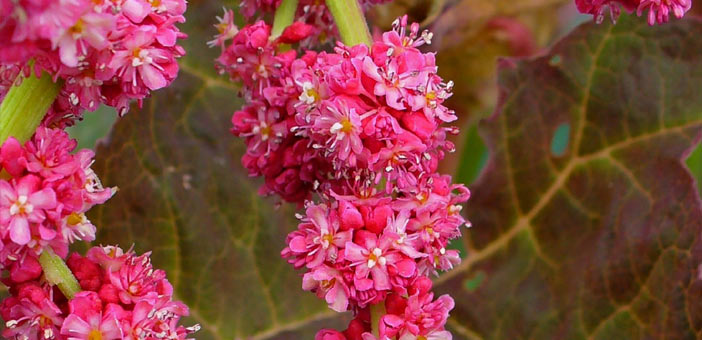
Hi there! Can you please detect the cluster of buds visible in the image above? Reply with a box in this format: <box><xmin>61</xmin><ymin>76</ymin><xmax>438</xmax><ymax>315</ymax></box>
<box><xmin>1</xmin><ymin>245</ymin><xmax>198</xmax><ymax>340</ymax></box>
<box><xmin>575</xmin><ymin>0</ymin><xmax>692</xmax><ymax>24</ymax></box>
<box><xmin>217</xmin><ymin>9</ymin><xmax>468</xmax><ymax>339</ymax></box>
<box><xmin>0</xmin><ymin>0</ymin><xmax>187</xmax><ymax>125</ymax></box>
<box><xmin>0</xmin><ymin>128</ymin><xmax>114</xmax><ymax>267</ymax></box>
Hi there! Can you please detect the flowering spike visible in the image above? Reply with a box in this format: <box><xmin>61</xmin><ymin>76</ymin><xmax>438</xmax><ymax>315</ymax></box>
<box><xmin>1</xmin><ymin>246</ymin><xmax>198</xmax><ymax>340</ymax></box>
<box><xmin>220</xmin><ymin>12</ymin><xmax>468</xmax><ymax>339</ymax></box>
<box><xmin>0</xmin><ymin>0</ymin><xmax>188</xmax><ymax>126</ymax></box>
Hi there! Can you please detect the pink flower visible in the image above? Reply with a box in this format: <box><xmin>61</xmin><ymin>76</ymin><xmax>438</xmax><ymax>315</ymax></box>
<box><xmin>108</xmin><ymin>251</ymin><xmax>167</xmax><ymax>304</ymax></box>
<box><xmin>24</xmin><ymin>127</ymin><xmax>79</xmax><ymax>181</ymax></box>
<box><xmin>108</xmin><ymin>26</ymin><xmax>177</xmax><ymax>91</ymax></box>
<box><xmin>638</xmin><ymin>0</ymin><xmax>692</xmax><ymax>25</ymax></box>
<box><xmin>60</xmin><ymin>292</ymin><xmax>122</xmax><ymax>340</ymax></box>
<box><xmin>1</xmin><ymin>284</ymin><xmax>64</xmax><ymax>340</ymax></box>
<box><xmin>208</xmin><ymin>8</ymin><xmax>238</xmax><ymax>48</ymax></box>
<box><xmin>303</xmin><ymin>265</ymin><xmax>350</xmax><ymax>312</ymax></box>
<box><xmin>312</xmin><ymin>99</ymin><xmax>365</xmax><ymax>163</ymax></box>
<box><xmin>362</xmin><ymin>57</ymin><xmax>423</xmax><ymax>111</ymax></box>
<box><xmin>53</xmin><ymin>11</ymin><xmax>115</xmax><ymax>67</ymax></box>
<box><xmin>384</xmin><ymin>210</ymin><xmax>425</xmax><ymax>259</ymax></box>
<box><xmin>0</xmin><ymin>175</ymin><xmax>57</xmax><ymax>245</ymax></box>
<box><xmin>283</xmin><ymin>203</ymin><xmax>353</xmax><ymax>268</ymax></box>
<box><xmin>345</xmin><ymin>231</ymin><xmax>403</xmax><ymax>291</ymax></box>
<box><xmin>232</xmin><ymin>105</ymin><xmax>288</xmax><ymax>156</ymax></box>
<box><xmin>399</xmin><ymin>292</ymin><xmax>454</xmax><ymax>339</ymax></box>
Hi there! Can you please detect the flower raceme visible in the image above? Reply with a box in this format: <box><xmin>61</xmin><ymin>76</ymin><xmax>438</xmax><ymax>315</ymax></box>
<box><xmin>219</xmin><ymin>16</ymin><xmax>458</xmax><ymax>204</ymax></box>
<box><xmin>1</xmin><ymin>245</ymin><xmax>199</xmax><ymax>340</ymax></box>
<box><xmin>0</xmin><ymin>128</ymin><xmax>114</xmax><ymax>266</ymax></box>
<box><xmin>218</xmin><ymin>13</ymin><xmax>468</xmax><ymax>340</ymax></box>
<box><xmin>0</xmin><ymin>0</ymin><xmax>187</xmax><ymax>125</ymax></box>
<box><xmin>575</xmin><ymin>0</ymin><xmax>692</xmax><ymax>24</ymax></box>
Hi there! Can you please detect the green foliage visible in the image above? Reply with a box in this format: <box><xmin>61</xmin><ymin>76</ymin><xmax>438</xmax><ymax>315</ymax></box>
<box><xmin>435</xmin><ymin>16</ymin><xmax>702</xmax><ymax>339</ymax></box>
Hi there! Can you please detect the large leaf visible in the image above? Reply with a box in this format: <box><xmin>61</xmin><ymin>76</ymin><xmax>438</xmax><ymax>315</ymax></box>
<box><xmin>436</xmin><ymin>16</ymin><xmax>702</xmax><ymax>339</ymax></box>
<box><xmin>89</xmin><ymin>1</ymin><xmax>346</xmax><ymax>339</ymax></box>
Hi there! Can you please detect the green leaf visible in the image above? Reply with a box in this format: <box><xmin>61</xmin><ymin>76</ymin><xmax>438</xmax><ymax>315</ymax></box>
<box><xmin>438</xmin><ymin>16</ymin><xmax>702</xmax><ymax>339</ymax></box>
<box><xmin>89</xmin><ymin>1</ymin><xmax>348</xmax><ymax>339</ymax></box>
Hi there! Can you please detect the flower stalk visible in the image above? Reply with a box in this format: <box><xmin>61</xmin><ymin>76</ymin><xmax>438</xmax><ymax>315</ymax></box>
<box><xmin>0</xmin><ymin>71</ymin><xmax>61</xmax><ymax>143</ymax></box>
<box><xmin>324</xmin><ymin>0</ymin><xmax>372</xmax><ymax>46</ymax></box>
<box><xmin>271</xmin><ymin>0</ymin><xmax>300</xmax><ymax>40</ymax></box>
<box><xmin>38</xmin><ymin>249</ymin><xmax>81</xmax><ymax>299</ymax></box>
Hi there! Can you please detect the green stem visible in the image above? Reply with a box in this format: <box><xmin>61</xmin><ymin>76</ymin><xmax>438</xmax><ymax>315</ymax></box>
<box><xmin>325</xmin><ymin>0</ymin><xmax>372</xmax><ymax>46</ymax></box>
<box><xmin>38</xmin><ymin>249</ymin><xmax>81</xmax><ymax>299</ymax></box>
<box><xmin>271</xmin><ymin>0</ymin><xmax>300</xmax><ymax>40</ymax></box>
<box><xmin>370</xmin><ymin>302</ymin><xmax>385</xmax><ymax>338</ymax></box>
<box><xmin>0</xmin><ymin>70</ymin><xmax>61</xmax><ymax>143</ymax></box>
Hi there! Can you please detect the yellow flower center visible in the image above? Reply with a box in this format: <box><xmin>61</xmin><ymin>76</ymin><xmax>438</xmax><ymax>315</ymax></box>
<box><xmin>69</xmin><ymin>19</ymin><xmax>84</xmax><ymax>35</ymax></box>
<box><xmin>306</xmin><ymin>88</ymin><xmax>320</xmax><ymax>102</ymax></box>
<box><xmin>260</xmin><ymin>125</ymin><xmax>272</xmax><ymax>137</ymax></box>
<box><xmin>322</xmin><ymin>233</ymin><xmax>334</xmax><ymax>244</ymax></box>
<box><xmin>339</xmin><ymin>119</ymin><xmax>353</xmax><ymax>133</ymax></box>
<box><xmin>321</xmin><ymin>278</ymin><xmax>335</xmax><ymax>289</ymax></box>
<box><xmin>88</xmin><ymin>330</ymin><xmax>103</xmax><ymax>340</ymax></box>
<box><xmin>67</xmin><ymin>212</ymin><xmax>83</xmax><ymax>226</ymax></box>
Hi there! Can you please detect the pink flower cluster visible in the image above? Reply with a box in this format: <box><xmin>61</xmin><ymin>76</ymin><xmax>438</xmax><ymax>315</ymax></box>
<box><xmin>218</xmin><ymin>14</ymin><xmax>469</xmax><ymax>340</ymax></box>
<box><xmin>575</xmin><ymin>0</ymin><xmax>692</xmax><ymax>25</ymax></box>
<box><xmin>220</xmin><ymin>16</ymin><xmax>459</xmax><ymax>204</ymax></box>
<box><xmin>0</xmin><ymin>127</ymin><xmax>114</xmax><ymax>268</ymax></box>
<box><xmin>1</xmin><ymin>245</ymin><xmax>199</xmax><ymax>340</ymax></box>
<box><xmin>0</xmin><ymin>0</ymin><xmax>187</xmax><ymax>125</ymax></box>
<box><xmin>232</xmin><ymin>0</ymin><xmax>390</xmax><ymax>47</ymax></box>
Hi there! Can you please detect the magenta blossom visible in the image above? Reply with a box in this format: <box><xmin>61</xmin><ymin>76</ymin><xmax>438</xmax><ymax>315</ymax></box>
<box><xmin>303</xmin><ymin>265</ymin><xmax>351</xmax><ymax>312</ymax></box>
<box><xmin>283</xmin><ymin>203</ymin><xmax>353</xmax><ymax>268</ymax></box>
<box><xmin>0</xmin><ymin>175</ymin><xmax>57</xmax><ymax>245</ymax></box>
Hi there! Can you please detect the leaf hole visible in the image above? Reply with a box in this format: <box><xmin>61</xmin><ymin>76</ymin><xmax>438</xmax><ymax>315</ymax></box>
<box><xmin>463</xmin><ymin>271</ymin><xmax>486</xmax><ymax>292</ymax></box>
<box><xmin>550</xmin><ymin>123</ymin><xmax>570</xmax><ymax>157</ymax></box>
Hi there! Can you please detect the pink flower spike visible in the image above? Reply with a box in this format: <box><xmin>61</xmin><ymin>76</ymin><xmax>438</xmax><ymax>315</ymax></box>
<box><xmin>0</xmin><ymin>175</ymin><xmax>57</xmax><ymax>245</ymax></box>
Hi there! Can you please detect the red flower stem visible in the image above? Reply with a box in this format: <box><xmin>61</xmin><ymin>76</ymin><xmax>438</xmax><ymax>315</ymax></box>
<box><xmin>325</xmin><ymin>0</ymin><xmax>372</xmax><ymax>46</ymax></box>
